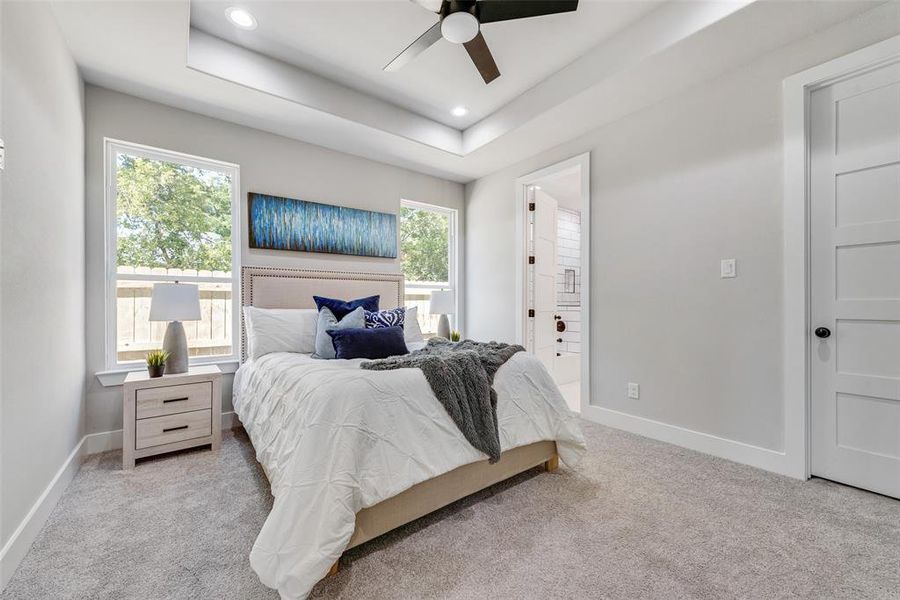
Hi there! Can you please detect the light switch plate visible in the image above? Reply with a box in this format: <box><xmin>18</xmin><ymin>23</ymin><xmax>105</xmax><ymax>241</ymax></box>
<box><xmin>0</xmin><ymin>138</ymin><xmax>5</xmax><ymax>171</ymax></box>
<box><xmin>627</xmin><ymin>382</ymin><xmax>640</xmax><ymax>400</ymax></box>
<box><xmin>721</xmin><ymin>258</ymin><xmax>736</xmax><ymax>278</ymax></box>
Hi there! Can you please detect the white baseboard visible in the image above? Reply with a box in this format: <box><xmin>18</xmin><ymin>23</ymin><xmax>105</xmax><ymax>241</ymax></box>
<box><xmin>0</xmin><ymin>411</ymin><xmax>242</xmax><ymax>590</ymax></box>
<box><xmin>0</xmin><ymin>435</ymin><xmax>87</xmax><ymax>590</ymax></box>
<box><xmin>580</xmin><ymin>405</ymin><xmax>800</xmax><ymax>479</ymax></box>
<box><xmin>83</xmin><ymin>428</ymin><xmax>122</xmax><ymax>455</ymax></box>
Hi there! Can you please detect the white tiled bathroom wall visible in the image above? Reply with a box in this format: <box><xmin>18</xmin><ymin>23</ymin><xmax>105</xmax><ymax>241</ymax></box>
<box><xmin>557</xmin><ymin>208</ymin><xmax>581</xmax><ymax>354</ymax></box>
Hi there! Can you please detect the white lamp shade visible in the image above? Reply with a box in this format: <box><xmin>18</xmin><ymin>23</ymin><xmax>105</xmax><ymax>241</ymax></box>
<box><xmin>429</xmin><ymin>290</ymin><xmax>454</xmax><ymax>315</ymax></box>
<box><xmin>149</xmin><ymin>283</ymin><xmax>201</xmax><ymax>322</ymax></box>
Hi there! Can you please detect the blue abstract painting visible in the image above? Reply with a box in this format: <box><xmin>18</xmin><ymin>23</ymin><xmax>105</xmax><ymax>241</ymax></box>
<box><xmin>248</xmin><ymin>193</ymin><xmax>397</xmax><ymax>258</ymax></box>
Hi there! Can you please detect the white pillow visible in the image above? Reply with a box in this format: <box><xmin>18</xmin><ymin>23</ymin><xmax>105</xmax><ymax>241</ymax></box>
<box><xmin>404</xmin><ymin>306</ymin><xmax>425</xmax><ymax>343</ymax></box>
<box><xmin>243</xmin><ymin>307</ymin><xmax>319</xmax><ymax>360</ymax></box>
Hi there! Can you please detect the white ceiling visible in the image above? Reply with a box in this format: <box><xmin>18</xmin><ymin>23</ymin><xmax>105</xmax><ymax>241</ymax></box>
<box><xmin>189</xmin><ymin>0</ymin><xmax>661</xmax><ymax>129</ymax></box>
<box><xmin>49</xmin><ymin>0</ymin><xmax>887</xmax><ymax>183</ymax></box>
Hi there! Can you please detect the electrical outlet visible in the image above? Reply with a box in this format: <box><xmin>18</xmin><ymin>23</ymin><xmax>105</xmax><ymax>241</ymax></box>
<box><xmin>720</xmin><ymin>258</ymin><xmax>736</xmax><ymax>278</ymax></box>
<box><xmin>627</xmin><ymin>382</ymin><xmax>640</xmax><ymax>400</ymax></box>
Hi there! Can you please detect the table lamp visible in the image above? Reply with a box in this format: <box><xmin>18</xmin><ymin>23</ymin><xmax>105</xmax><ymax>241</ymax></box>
<box><xmin>429</xmin><ymin>290</ymin><xmax>454</xmax><ymax>339</ymax></box>
<box><xmin>149</xmin><ymin>283</ymin><xmax>201</xmax><ymax>374</ymax></box>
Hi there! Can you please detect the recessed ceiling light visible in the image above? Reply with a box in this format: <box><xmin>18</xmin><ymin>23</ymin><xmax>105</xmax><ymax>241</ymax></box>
<box><xmin>225</xmin><ymin>7</ymin><xmax>257</xmax><ymax>30</ymax></box>
<box><xmin>534</xmin><ymin>186</ymin><xmax>542</xmax><ymax>190</ymax></box>
<box><xmin>451</xmin><ymin>106</ymin><xmax>468</xmax><ymax>117</ymax></box>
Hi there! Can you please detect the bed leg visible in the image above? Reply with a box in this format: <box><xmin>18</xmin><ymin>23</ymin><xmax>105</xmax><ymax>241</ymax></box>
<box><xmin>327</xmin><ymin>561</ymin><xmax>340</xmax><ymax>577</ymax></box>
<box><xmin>544</xmin><ymin>454</ymin><xmax>559</xmax><ymax>473</ymax></box>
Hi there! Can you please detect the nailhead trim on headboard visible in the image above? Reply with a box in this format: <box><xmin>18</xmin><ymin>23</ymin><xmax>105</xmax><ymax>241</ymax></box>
<box><xmin>239</xmin><ymin>266</ymin><xmax>405</xmax><ymax>362</ymax></box>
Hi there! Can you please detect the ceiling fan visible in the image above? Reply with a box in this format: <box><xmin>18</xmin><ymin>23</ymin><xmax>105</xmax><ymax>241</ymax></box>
<box><xmin>384</xmin><ymin>0</ymin><xmax>579</xmax><ymax>84</ymax></box>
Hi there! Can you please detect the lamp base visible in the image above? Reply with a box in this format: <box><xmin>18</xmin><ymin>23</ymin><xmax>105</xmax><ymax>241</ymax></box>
<box><xmin>162</xmin><ymin>321</ymin><xmax>189</xmax><ymax>374</ymax></box>
<box><xmin>437</xmin><ymin>314</ymin><xmax>451</xmax><ymax>340</ymax></box>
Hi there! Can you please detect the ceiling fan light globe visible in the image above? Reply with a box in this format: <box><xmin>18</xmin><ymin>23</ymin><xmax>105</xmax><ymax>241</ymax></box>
<box><xmin>441</xmin><ymin>11</ymin><xmax>479</xmax><ymax>44</ymax></box>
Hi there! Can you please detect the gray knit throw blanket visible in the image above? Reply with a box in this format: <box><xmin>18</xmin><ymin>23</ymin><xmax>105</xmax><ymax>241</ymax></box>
<box><xmin>360</xmin><ymin>338</ymin><xmax>524</xmax><ymax>463</ymax></box>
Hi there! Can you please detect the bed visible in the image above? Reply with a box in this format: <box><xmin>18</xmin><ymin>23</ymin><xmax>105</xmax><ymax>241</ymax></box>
<box><xmin>233</xmin><ymin>266</ymin><xmax>586</xmax><ymax>599</ymax></box>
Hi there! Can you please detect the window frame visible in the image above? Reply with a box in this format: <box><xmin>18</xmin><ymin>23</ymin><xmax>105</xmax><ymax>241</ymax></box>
<box><xmin>103</xmin><ymin>138</ymin><xmax>241</xmax><ymax>370</ymax></box>
<box><xmin>399</xmin><ymin>199</ymin><xmax>458</xmax><ymax>331</ymax></box>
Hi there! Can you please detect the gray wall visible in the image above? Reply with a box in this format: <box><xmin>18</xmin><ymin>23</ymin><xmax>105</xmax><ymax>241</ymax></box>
<box><xmin>1</xmin><ymin>2</ymin><xmax>85</xmax><ymax>548</ymax></box>
<box><xmin>465</xmin><ymin>3</ymin><xmax>900</xmax><ymax>452</ymax></box>
<box><xmin>84</xmin><ymin>86</ymin><xmax>465</xmax><ymax>435</ymax></box>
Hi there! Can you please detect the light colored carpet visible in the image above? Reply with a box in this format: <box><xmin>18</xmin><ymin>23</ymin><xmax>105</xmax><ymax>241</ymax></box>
<box><xmin>3</xmin><ymin>421</ymin><xmax>899</xmax><ymax>600</ymax></box>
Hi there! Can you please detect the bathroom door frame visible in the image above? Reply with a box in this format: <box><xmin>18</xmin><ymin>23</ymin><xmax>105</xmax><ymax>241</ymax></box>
<box><xmin>515</xmin><ymin>152</ymin><xmax>591</xmax><ymax>413</ymax></box>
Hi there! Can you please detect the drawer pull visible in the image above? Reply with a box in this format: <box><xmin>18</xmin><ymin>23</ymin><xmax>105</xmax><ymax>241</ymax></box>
<box><xmin>163</xmin><ymin>397</ymin><xmax>189</xmax><ymax>404</ymax></box>
<box><xmin>163</xmin><ymin>425</ymin><xmax>189</xmax><ymax>433</ymax></box>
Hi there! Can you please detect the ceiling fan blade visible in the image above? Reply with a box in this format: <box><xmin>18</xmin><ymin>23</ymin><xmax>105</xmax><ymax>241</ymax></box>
<box><xmin>477</xmin><ymin>0</ymin><xmax>578</xmax><ymax>24</ymax></box>
<box><xmin>410</xmin><ymin>0</ymin><xmax>444</xmax><ymax>13</ymax></box>
<box><xmin>384</xmin><ymin>21</ymin><xmax>443</xmax><ymax>72</ymax></box>
<box><xmin>463</xmin><ymin>31</ymin><xmax>500</xmax><ymax>84</ymax></box>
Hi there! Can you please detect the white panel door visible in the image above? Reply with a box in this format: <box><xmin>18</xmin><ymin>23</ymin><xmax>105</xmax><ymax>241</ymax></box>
<box><xmin>532</xmin><ymin>191</ymin><xmax>558</xmax><ymax>372</ymax></box>
<box><xmin>810</xmin><ymin>62</ymin><xmax>900</xmax><ymax>499</ymax></box>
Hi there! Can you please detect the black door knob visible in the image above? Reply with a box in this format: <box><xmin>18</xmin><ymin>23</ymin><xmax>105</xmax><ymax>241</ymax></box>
<box><xmin>814</xmin><ymin>327</ymin><xmax>831</xmax><ymax>339</ymax></box>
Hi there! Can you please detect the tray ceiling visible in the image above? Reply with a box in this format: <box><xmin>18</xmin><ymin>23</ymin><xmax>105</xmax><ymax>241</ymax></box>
<box><xmin>189</xmin><ymin>0</ymin><xmax>660</xmax><ymax>129</ymax></box>
<box><xmin>49</xmin><ymin>0</ymin><xmax>887</xmax><ymax>182</ymax></box>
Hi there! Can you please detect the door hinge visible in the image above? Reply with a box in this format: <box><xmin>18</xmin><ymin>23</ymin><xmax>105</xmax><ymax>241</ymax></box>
<box><xmin>528</xmin><ymin>256</ymin><xmax>535</xmax><ymax>264</ymax></box>
<box><xmin>528</xmin><ymin>309</ymin><xmax>535</xmax><ymax>318</ymax></box>
<box><xmin>528</xmin><ymin>202</ymin><xmax>535</xmax><ymax>211</ymax></box>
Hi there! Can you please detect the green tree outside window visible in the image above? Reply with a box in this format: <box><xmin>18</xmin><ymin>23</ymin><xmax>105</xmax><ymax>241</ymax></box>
<box><xmin>399</xmin><ymin>206</ymin><xmax>449</xmax><ymax>282</ymax></box>
<box><xmin>116</xmin><ymin>155</ymin><xmax>232</xmax><ymax>271</ymax></box>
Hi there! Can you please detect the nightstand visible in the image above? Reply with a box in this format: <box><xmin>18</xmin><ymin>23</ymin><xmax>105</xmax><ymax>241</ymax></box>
<box><xmin>122</xmin><ymin>365</ymin><xmax>222</xmax><ymax>469</ymax></box>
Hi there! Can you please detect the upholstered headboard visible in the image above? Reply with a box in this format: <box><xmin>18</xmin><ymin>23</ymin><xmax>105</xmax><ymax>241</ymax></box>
<box><xmin>240</xmin><ymin>266</ymin><xmax>404</xmax><ymax>361</ymax></box>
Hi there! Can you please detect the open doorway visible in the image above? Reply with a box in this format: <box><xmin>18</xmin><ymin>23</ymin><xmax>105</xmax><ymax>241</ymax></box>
<box><xmin>515</xmin><ymin>154</ymin><xmax>590</xmax><ymax>413</ymax></box>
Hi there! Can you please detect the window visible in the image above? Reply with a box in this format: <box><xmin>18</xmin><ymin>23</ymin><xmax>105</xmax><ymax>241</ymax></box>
<box><xmin>399</xmin><ymin>200</ymin><xmax>457</xmax><ymax>336</ymax></box>
<box><xmin>105</xmin><ymin>140</ymin><xmax>239</xmax><ymax>368</ymax></box>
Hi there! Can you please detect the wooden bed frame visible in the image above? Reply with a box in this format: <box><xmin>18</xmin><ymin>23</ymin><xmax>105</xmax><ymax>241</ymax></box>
<box><xmin>348</xmin><ymin>441</ymin><xmax>557</xmax><ymax>546</ymax></box>
<box><xmin>240</xmin><ymin>266</ymin><xmax>560</xmax><ymax>574</ymax></box>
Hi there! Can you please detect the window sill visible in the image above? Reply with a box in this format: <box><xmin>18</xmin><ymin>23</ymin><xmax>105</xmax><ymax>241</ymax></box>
<box><xmin>96</xmin><ymin>359</ymin><xmax>239</xmax><ymax>387</ymax></box>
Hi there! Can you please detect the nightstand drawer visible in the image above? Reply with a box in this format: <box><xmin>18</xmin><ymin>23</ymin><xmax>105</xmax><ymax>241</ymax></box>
<box><xmin>135</xmin><ymin>409</ymin><xmax>212</xmax><ymax>450</ymax></box>
<box><xmin>136</xmin><ymin>382</ymin><xmax>212</xmax><ymax>419</ymax></box>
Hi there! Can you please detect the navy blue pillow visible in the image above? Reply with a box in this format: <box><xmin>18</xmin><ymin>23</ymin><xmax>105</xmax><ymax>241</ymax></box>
<box><xmin>327</xmin><ymin>326</ymin><xmax>408</xmax><ymax>360</ymax></box>
<box><xmin>313</xmin><ymin>295</ymin><xmax>380</xmax><ymax>320</ymax></box>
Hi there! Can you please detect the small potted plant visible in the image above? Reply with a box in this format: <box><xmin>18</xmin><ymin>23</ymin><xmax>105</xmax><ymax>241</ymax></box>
<box><xmin>145</xmin><ymin>350</ymin><xmax>169</xmax><ymax>378</ymax></box>
<box><xmin>450</xmin><ymin>330</ymin><xmax>461</xmax><ymax>342</ymax></box>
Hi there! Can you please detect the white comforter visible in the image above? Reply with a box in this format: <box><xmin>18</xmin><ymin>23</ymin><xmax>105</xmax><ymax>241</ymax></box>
<box><xmin>233</xmin><ymin>350</ymin><xmax>585</xmax><ymax>599</ymax></box>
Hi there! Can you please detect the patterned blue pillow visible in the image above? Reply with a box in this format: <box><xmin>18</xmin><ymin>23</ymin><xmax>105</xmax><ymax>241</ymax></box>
<box><xmin>365</xmin><ymin>307</ymin><xmax>406</xmax><ymax>329</ymax></box>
